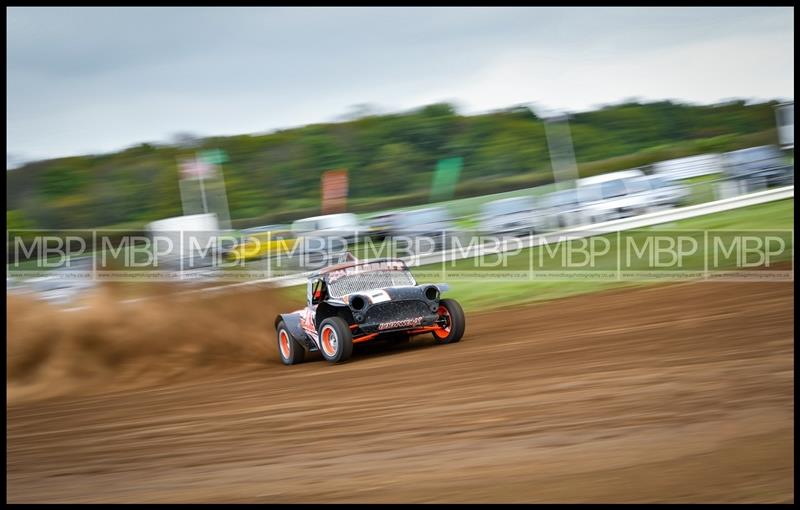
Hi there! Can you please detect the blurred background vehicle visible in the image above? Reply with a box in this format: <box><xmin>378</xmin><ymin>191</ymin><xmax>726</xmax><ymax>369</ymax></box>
<box><xmin>541</xmin><ymin>188</ymin><xmax>584</xmax><ymax>230</ymax></box>
<box><xmin>775</xmin><ymin>101</ymin><xmax>793</xmax><ymax>150</ymax></box>
<box><xmin>389</xmin><ymin>207</ymin><xmax>457</xmax><ymax>252</ymax></box>
<box><xmin>241</xmin><ymin>224</ymin><xmax>291</xmax><ymax>235</ymax></box>
<box><xmin>479</xmin><ymin>196</ymin><xmax>544</xmax><ymax>237</ymax></box>
<box><xmin>290</xmin><ymin>213</ymin><xmax>365</xmax><ymax>267</ymax></box>
<box><xmin>291</xmin><ymin>213</ymin><xmax>367</xmax><ymax>243</ymax></box>
<box><xmin>650</xmin><ymin>153</ymin><xmax>724</xmax><ymax>181</ymax></box>
<box><xmin>363</xmin><ymin>211</ymin><xmax>399</xmax><ymax>242</ymax></box>
<box><xmin>24</xmin><ymin>275</ymin><xmax>93</xmax><ymax>305</ymax></box>
<box><xmin>721</xmin><ymin>145</ymin><xmax>794</xmax><ymax>192</ymax></box>
<box><xmin>9</xmin><ymin>255</ymin><xmax>96</xmax><ymax>305</ymax></box>
<box><xmin>225</xmin><ymin>225</ymin><xmax>297</xmax><ymax>262</ymax></box>
<box><xmin>628</xmin><ymin>174</ymin><xmax>690</xmax><ymax>209</ymax></box>
<box><xmin>576</xmin><ymin>169</ymin><xmax>649</xmax><ymax>224</ymax></box>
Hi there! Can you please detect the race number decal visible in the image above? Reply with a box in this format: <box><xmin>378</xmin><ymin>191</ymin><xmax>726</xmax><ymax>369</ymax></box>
<box><xmin>367</xmin><ymin>290</ymin><xmax>391</xmax><ymax>304</ymax></box>
<box><xmin>378</xmin><ymin>317</ymin><xmax>424</xmax><ymax>331</ymax></box>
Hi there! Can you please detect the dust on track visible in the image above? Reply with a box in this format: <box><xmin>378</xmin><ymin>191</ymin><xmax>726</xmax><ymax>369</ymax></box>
<box><xmin>6</xmin><ymin>279</ymin><xmax>794</xmax><ymax>503</ymax></box>
<box><xmin>7</xmin><ymin>283</ymin><xmax>295</xmax><ymax>403</ymax></box>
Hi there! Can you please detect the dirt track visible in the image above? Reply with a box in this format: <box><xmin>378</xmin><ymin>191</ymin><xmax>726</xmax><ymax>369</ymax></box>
<box><xmin>6</xmin><ymin>279</ymin><xmax>794</xmax><ymax>503</ymax></box>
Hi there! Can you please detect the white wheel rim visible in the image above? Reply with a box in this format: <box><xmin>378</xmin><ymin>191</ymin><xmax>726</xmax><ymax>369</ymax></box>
<box><xmin>321</xmin><ymin>325</ymin><xmax>338</xmax><ymax>357</ymax></box>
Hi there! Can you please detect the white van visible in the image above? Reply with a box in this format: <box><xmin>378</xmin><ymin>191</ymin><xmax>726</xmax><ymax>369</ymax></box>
<box><xmin>541</xmin><ymin>188</ymin><xmax>584</xmax><ymax>230</ymax></box>
<box><xmin>479</xmin><ymin>196</ymin><xmax>544</xmax><ymax>236</ymax></box>
<box><xmin>291</xmin><ymin>213</ymin><xmax>366</xmax><ymax>242</ymax></box>
<box><xmin>628</xmin><ymin>174</ymin><xmax>690</xmax><ymax>209</ymax></box>
<box><xmin>576</xmin><ymin>169</ymin><xmax>649</xmax><ymax>224</ymax></box>
<box><xmin>651</xmin><ymin>154</ymin><xmax>722</xmax><ymax>181</ymax></box>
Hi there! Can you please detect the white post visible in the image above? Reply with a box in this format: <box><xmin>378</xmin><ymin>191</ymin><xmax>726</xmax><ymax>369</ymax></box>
<box><xmin>212</xmin><ymin>162</ymin><xmax>232</xmax><ymax>231</ymax></box>
<box><xmin>543</xmin><ymin>111</ymin><xmax>580</xmax><ymax>191</ymax></box>
<box><xmin>197</xmin><ymin>160</ymin><xmax>209</xmax><ymax>214</ymax></box>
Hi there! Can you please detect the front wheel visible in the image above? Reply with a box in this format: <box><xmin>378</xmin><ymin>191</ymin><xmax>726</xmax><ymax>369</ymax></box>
<box><xmin>318</xmin><ymin>316</ymin><xmax>354</xmax><ymax>364</ymax></box>
<box><xmin>276</xmin><ymin>321</ymin><xmax>305</xmax><ymax>365</ymax></box>
<box><xmin>432</xmin><ymin>298</ymin><xmax>466</xmax><ymax>344</ymax></box>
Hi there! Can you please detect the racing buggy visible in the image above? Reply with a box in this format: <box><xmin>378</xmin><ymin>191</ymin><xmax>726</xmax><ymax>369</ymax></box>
<box><xmin>274</xmin><ymin>255</ymin><xmax>465</xmax><ymax>364</ymax></box>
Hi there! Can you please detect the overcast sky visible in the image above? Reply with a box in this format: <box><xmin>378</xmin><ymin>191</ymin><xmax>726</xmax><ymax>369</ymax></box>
<box><xmin>6</xmin><ymin>6</ymin><xmax>795</xmax><ymax>166</ymax></box>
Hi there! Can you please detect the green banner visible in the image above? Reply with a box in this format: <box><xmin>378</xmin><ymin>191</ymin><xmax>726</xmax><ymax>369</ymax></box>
<box><xmin>199</xmin><ymin>149</ymin><xmax>229</xmax><ymax>165</ymax></box>
<box><xmin>430</xmin><ymin>157</ymin><xmax>463</xmax><ymax>203</ymax></box>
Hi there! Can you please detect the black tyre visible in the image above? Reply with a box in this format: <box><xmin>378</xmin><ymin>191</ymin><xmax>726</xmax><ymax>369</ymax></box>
<box><xmin>318</xmin><ymin>316</ymin><xmax>354</xmax><ymax>364</ymax></box>
<box><xmin>276</xmin><ymin>321</ymin><xmax>305</xmax><ymax>365</ymax></box>
<box><xmin>432</xmin><ymin>298</ymin><xmax>466</xmax><ymax>344</ymax></box>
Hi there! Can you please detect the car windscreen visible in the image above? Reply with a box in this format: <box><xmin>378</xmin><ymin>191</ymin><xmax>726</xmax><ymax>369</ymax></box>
<box><xmin>601</xmin><ymin>179</ymin><xmax>628</xmax><ymax>199</ymax></box>
<box><xmin>647</xmin><ymin>176</ymin><xmax>670</xmax><ymax>189</ymax></box>
<box><xmin>547</xmin><ymin>190</ymin><xmax>578</xmax><ymax>207</ymax></box>
<box><xmin>577</xmin><ymin>185</ymin><xmax>602</xmax><ymax>203</ymax></box>
<box><xmin>627</xmin><ymin>178</ymin><xmax>652</xmax><ymax>194</ymax></box>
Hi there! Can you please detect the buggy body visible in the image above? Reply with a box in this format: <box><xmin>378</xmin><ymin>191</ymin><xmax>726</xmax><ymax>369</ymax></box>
<box><xmin>274</xmin><ymin>257</ymin><xmax>465</xmax><ymax>364</ymax></box>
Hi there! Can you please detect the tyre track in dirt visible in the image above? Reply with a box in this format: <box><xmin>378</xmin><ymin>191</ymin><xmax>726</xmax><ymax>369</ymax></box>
<box><xmin>6</xmin><ymin>279</ymin><xmax>794</xmax><ymax>503</ymax></box>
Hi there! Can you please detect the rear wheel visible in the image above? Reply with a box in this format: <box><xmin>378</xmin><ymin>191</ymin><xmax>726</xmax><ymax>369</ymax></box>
<box><xmin>432</xmin><ymin>298</ymin><xmax>466</xmax><ymax>344</ymax></box>
<box><xmin>276</xmin><ymin>321</ymin><xmax>305</xmax><ymax>365</ymax></box>
<box><xmin>318</xmin><ymin>316</ymin><xmax>354</xmax><ymax>364</ymax></box>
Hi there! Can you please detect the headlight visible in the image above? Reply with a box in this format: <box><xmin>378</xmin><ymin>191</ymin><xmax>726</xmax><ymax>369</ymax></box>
<box><xmin>350</xmin><ymin>295</ymin><xmax>367</xmax><ymax>311</ymax></box>
<box><xmin>424</xmin><ymin>285</ymin><xmax>439</xmax><ymax>301</ymax></box>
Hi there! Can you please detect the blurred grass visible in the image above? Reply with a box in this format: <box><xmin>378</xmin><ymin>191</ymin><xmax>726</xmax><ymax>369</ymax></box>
<box><xmin>281</xmin><ymin>198</ymin><xmax>794</xmax><ymax>311</ymax></box>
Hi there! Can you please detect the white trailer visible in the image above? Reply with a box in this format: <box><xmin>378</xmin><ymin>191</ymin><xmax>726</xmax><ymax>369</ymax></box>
<box><xmin>651</xmin><ymin>153</ymin><xmax>723</xmax><ymax>181</ymax></box>
<box><xmin>145</xmin><ymin>213</ymin><xmax>220</xmax><ymax>270</ymax></box>
<box><xmin>775</xmin><ymin>102</ymin><xmax>793</xmax><ymax>151</ymax></box>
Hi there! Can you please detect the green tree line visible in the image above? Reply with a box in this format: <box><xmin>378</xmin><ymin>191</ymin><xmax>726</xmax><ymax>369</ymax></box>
<box><xmin>6</xmin><ymin>99</ymin><xmax>781</xmax><ymax>231</ymax></box>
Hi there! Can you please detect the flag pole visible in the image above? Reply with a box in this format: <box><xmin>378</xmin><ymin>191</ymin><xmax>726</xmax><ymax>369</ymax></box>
<box><xmin>196</xmin><ymin>154</ymin><xmax>209</xmax><ymax>214</ymax></box>
<box><xmin>543</xmin><ymin>112</ymin><xmax>579</xmax><ymax>191</ymax></box>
